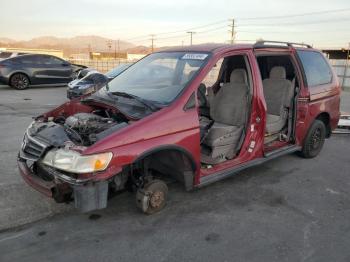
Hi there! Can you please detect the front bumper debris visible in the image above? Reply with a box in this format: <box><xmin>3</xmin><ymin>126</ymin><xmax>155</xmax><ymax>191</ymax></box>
<box><xmin>18</xmin><ymin>158</ymin><xmax>55</xmax><ymax>197</ymax></box>
<box><xmin>17</xmin><ymin>157</ymin><xmax>108</xmax><ymax>212</ymax></box>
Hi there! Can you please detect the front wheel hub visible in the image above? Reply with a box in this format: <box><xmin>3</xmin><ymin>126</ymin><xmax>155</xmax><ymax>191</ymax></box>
<box><xmin>136</xmin><ymin>179</ymin><xmax>168</xmax><ymax>215</ymax></box>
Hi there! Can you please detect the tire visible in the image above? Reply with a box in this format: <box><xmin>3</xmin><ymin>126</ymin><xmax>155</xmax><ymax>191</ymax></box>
<box><xmin>299</xmin><ymin>120</ymin><xmax>326</xmax><ymax>158</ymax></box>
<box><xmin>10</xmin><ymin>73</ymin><xmax>30</xmax><ymax>90</ymax></box>
<box><xmin>136</xmin><ymin>180</ymin><xmax>168</xmax><ymax>215</ymax></box>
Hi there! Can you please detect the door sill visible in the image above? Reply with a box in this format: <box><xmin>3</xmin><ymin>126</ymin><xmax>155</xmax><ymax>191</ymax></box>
<box><xmin>197</xmin><ymin>144</ymin><xmax>301</xmax><ymax>188</ymax></box>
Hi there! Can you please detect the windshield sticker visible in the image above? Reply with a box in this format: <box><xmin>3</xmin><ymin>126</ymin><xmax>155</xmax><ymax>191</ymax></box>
<box><xmin>181</xmin><ymin>53</ymin><xmax>208</xmax><ymax>60</ymax></box>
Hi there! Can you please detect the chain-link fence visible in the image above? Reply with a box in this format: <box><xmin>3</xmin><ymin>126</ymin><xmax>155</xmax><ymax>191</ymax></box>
<box><xmin>68</xmin><ymin>59</ymin><xmax>132</xmax><ymax>73</ymax></box>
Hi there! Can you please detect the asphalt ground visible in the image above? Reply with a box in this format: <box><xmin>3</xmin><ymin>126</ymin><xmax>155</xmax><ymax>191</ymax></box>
<box><xmin>0</xmin><ymin>85</ymin><xmax>349</xmax><ymax>262</ymax></box>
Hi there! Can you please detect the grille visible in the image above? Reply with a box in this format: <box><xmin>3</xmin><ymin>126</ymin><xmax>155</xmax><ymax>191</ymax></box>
<box><xmin>21</xmin><ymin>133</ymin><xmax>47</xmax><ymax>161</ymax></box>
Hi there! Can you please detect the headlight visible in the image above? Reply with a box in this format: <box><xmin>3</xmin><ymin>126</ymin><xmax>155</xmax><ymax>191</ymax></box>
<box><xmin>42</xmin><ymin>149</ymin><xmax>112</xmax><ymax>174</ymax></box>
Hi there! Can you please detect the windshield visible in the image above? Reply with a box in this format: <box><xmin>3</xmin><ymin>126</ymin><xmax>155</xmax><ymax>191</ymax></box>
<box><xmin>105</xmin><ymin>64</ymin><xmax>131</xmax><ymax>78</ymax></box>
<box><xmin>106</xmin><ymin>52</ymin><xmax>209</xmax><ymax>104</ymax></box>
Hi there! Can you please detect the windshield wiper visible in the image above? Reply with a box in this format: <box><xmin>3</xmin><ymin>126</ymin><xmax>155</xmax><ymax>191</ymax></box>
<box><xmin>109</xmin><ymin>91</ymin><xmax>158</xmax><ymax>111</ymax></box>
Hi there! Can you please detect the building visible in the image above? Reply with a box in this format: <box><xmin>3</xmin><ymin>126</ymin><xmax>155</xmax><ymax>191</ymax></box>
<box><xmin>89</xmin><ymin>51</ymin><xmax>127</xmax><ymax>60</ymax></box>
<box><xmin>0</xmin><ymin>47</ymin><xmax>63</xmax><ymax>58</ymax></box>
<box><xmin>322</xmin><ymin>48</ymin><xmax>350</xmax><ymax>91</ymax></box>
<box><xmin>127</xmin><ymin>53</ymin><xmax>147</xmax><ymax>61</ymax></box>
<box><xmin>322</xmin><ymin>48</ymin><xmax>350</xmax><ymax>60</ymax></box>
<box><xmin>88</xmin><ymin>51</ymin><xmax>147</xmax><ymax>61</ymax></box>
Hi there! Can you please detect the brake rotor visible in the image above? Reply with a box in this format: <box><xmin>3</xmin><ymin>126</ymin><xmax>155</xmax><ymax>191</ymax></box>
<box><xmin>136</xmin><ymin>179</ymin><xmax>168</xmax><ymax>214</ymax></box>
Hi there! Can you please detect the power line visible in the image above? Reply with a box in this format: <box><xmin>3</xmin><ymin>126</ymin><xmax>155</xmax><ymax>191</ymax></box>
<box><xmin>237</xmin><ymin>17</ymin><xmax>350</xmax><ymax>27</ymax></box>
<box><xmin>124</xmin><ymin>9</ymin><xmax>350</xmax><ymax>44</ymax></box>
<box><xmin>237</xmin><ymin>7</ymin><xmax>350</xmax><ymax>21</ymax></box>
<box><xmin>125</xmin><ymin>20</ymin><xmax>227</xmax><ymax>41</ymax></box>
<box><xmin>120</xmin><ymin>9</ymin><xmax>350</xmax><ymax>47</ymax></box>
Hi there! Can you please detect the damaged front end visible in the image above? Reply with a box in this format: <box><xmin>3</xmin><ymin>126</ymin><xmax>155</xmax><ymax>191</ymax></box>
<box><xmin>18</xmin><ymin>102</ymin><xmax>131</xmax><ymax>212</ymax></box>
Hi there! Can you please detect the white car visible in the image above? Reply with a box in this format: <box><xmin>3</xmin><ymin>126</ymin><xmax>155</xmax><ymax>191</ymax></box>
<box><xmin>338</xmin><ymin>113</ymin><xmax>350</xmax><ymax>129</ymax></box>
<box><xmin>334</xmin><ymin>113</ymin><xmax>350</xmax><ymax>133</ymax></box>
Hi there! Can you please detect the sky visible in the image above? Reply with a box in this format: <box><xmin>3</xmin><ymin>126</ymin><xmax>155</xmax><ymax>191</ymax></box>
<box><xmin>1</xmin><ymin>0</ymin><xmax>350</xmax><ymax>48</ymax></box>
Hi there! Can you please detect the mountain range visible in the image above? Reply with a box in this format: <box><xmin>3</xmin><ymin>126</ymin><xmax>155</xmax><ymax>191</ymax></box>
<box><xmin>0</xmin><ymin>35</ymin><xmax>152</xmax><ymax>55</ymax></box>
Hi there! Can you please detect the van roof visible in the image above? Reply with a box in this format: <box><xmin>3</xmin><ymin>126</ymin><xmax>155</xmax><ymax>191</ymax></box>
<box><xmin>160</xmin><ymin>43</ymin><xmax>253</xmax><ymax>53</ymax></box>
<box><xmin>160</xmin><ymin>41</ymin><xmax>315</xmax><ymax>54</ymax></box>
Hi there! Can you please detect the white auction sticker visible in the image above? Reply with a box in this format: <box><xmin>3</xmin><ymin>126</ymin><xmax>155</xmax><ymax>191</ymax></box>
<box><xmin>182</xmin><ymin>53</ymin><xmax>208</xmax><ymax>60</ymax></box>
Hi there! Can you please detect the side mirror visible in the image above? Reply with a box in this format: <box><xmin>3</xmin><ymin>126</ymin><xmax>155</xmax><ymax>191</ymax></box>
<box><xmin>62</xmin><ymin>62</ymin><xmax>70</xmax><ymax>66</ymax></box>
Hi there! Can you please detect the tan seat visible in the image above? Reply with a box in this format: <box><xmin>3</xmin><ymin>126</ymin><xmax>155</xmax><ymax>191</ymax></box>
<box><xmin>201</xmin><ymin>69</ymin><xmax>248</xmax><ymax>164</ymax></box>
<box><xmin>263</xmin><ymin>67</ymin><xmax>294</xmax><ymax>134</ymax></box>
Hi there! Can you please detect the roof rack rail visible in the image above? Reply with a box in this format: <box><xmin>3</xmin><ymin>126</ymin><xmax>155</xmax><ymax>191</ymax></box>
<box><xmin>254</xmin><ymin>40</ymin><xmax>312</xmax><ymax>49</ymax></box>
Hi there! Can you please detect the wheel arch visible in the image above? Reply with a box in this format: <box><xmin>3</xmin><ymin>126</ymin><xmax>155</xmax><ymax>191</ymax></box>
<box><xmin>315</xmin><ymin>112</ymin><xmax>331</xmax><ymax>138</ymax></box>
<box><xmin>9</xmin><ymin>71</ymin><xmax>31</xmax><ymax>85</ymax></box>
<box><xmin>132</xmin><ymin>145</ymin><xmax>198</xmax><ymax>191</ymax></box>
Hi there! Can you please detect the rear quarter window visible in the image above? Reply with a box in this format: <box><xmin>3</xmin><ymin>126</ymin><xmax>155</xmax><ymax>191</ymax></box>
<box><xmin>0</xmin><ymin>52</ymin><xmax>12</xmax><ymax>59</ymax></box>
<box><xmin>297</xmin><ymin>50</ymin><xmax>333</xmax><ymax>87</ymax></box>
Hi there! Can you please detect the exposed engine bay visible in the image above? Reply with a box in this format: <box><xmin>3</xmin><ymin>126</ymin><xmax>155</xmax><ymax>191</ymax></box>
<box><xmin>63</xmin><ymin>112</ymin><xmax>128</xmax><ymax>146</ymax></box>
<box><xmin>28</xmin><ymin>110</ymin><xmax>129</xmax><ymax>149</ymax></box>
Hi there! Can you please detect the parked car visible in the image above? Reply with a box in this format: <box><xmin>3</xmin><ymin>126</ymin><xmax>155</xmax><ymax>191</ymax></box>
<box><xmin>338</xmin><ymin>113</ymin><xmax>350</xmax><ymax>128</ymax></box>
<box><xmin>0</xmin><ymin>54</ymin><xmax>85</xmax><ymax>89</ymax></box>
<box><xmin>67</xmin><ymin>64</ymin><xmax>131</xmax><ymax>99</ymax></box>
<box><xmin>18</xmin><ymin>41</ymin><xmax>341</xmax><ymax>214</ymax></box>
<box><xmin>70</xmin><ymin>64</ymin><xmax>88</xmax><ymax>79</ymax></box>
<box><xmin>334</xmin><ymin>113</ymin><xmax>350</xmax><ymax>133</ymax></box>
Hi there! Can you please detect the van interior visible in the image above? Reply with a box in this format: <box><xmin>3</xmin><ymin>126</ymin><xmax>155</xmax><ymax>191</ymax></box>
<box><xmin>197</xmin><ymin>54</ymin><xmax>298</xmax><ymax>166</ymax></box>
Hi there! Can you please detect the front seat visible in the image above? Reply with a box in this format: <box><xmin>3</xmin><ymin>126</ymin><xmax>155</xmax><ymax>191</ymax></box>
<box><xmin>201</xmin><ymin>69</ymin><xmax>248</xmax><ymax>164</ymax></box>
<box><xmin>263</xmin><ymin>67</ymin><xmax>294</xmax><ymax>134</ymax></box>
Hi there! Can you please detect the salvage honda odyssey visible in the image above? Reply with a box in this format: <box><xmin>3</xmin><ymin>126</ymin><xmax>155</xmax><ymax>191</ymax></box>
<box><xmin>18</xmin><ymin>41</ymin><xmax>341</xmax><ymax>214</ymax></box>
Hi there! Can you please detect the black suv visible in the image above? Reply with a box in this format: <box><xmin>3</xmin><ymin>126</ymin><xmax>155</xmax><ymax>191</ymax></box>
<box><xmin>0</xmin><ymin>54</ymin><xmax>83</xmax><ymax>89</ymax></box>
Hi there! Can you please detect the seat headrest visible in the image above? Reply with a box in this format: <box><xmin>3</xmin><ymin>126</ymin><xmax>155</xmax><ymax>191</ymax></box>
<box><xmin>230</xmin><ymin>69</ymin><xmax>248</xmax><ymax>85</ymax></box>
<box><xmin>270</xmin><ymin>66</ymin><xmax>286</xmax><ymax>79</ymax></box>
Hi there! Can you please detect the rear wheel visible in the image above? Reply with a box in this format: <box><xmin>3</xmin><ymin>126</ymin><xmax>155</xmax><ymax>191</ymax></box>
<box><xmin>10</xmin><ymin>73</ymin><xmax>30</xmax><ymax>90</ymax></box>
<box><xmin>136</xmin><ymin>180</ymin><xmax>168</xmax><ymax>215</ymax></box>
<box><xmin>299</xmin><ymin>120</ymin><xmax>326</xmax><ymax>158</ymax></box>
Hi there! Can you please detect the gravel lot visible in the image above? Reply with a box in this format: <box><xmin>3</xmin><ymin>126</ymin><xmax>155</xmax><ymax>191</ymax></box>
<box><xmin>0</xmin><ymin>85</ymin><xmax>349</xmax><ymax>262</ymax></box>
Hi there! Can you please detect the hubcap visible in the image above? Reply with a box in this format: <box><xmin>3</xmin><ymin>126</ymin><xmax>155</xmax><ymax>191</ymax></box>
<box><xmin>13</xmin><ymin>75</ymin><xmax>28</xmax><ymax>89</ymax></box>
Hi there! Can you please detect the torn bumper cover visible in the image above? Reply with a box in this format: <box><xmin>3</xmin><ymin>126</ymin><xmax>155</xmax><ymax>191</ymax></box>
<box><xmin>17</xmin><ymin>157</ymin><xmax>109</xmax><ymax>212</ymax></box>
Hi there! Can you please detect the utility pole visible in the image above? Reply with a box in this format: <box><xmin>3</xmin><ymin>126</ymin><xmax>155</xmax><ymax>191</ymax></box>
<box><xmin>187</xmin><ymin>31</ymin><xmax>196</xmax><ymax>46</ymax></box>
<box><xmin>107</xmin><ymin>40</ymin><xmax>112</xmax><ymax>59</ymax></box>
<box><xmin>150</xmin><ymin>34</ymin><xmax>156</xmax><ymax>53</ymax></box>
<box><xmin>114</xmin><ymin>40</ymin><xmax>117</xmax><ymax>59</ymax></box>
<box><xmin>228</xmin><ymin>18</ymin><xmax>235</xmax><ymax>44</ymax></box>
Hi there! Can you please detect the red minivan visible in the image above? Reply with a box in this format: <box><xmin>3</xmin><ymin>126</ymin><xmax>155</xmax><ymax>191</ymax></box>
<box><xmin>18</xmin><ymin>41</ymin><xmax>341</xmax><ymax>213</ymax></box>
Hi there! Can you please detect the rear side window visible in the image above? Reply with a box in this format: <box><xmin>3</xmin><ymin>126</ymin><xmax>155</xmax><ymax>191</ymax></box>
<box><xmin>13</xmin><ymin>56</ymin><xmax>34</xmax><ymax>64</ymax></box>
<box><xmin>37</xmin><ymin>56</ymin><xmax>61</xmax><ymax>65</ymax></box>
<box><xmin>297</xmin><ymin>50</ymin><xmax>333</xmax><ymax>87</ymax></box>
